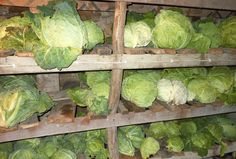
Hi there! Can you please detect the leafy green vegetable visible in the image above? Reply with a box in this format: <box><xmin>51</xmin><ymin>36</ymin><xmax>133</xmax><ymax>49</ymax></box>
<box><xmin>14</xmin><ymin>138</ymin><xmax>40</xmax><ymax>150</ymax></box>
<box><xmin>219</xmin><ymin>16</ymin><xmax>236</xmax><ymax>48</ymax></box>
<box><xmin>0</xmin><ymin>75</ymin><xmax>54</xmax><ymax>128</ymax></box>
<box><xmin>126</xmin><ymin>11</ymin><xmax>156</xmax><ymax>28</ymax></box>
<box><xmin>118</xmin><ymin>131</ymin><xmax>135</xmax><ymax>156</ymax></box>
<box><xmin>0</xmin><ymin>16</ymin><xmax>39</xmax><ymax>51</ymax></box>
<box><xmin>119</xmin><ymin>125</ymin><xmax>145</xmax><ymax>149</ymax></box>
<box><xmin>194</xmin><ymin>20</ymin><xmax>222</xmax><ymax>48</ymax></box>
<box><xmin>84</xmin><ymin>20</ymin><xmax>104</xmax><ymax>50</ymax></box>
<box><xmin>85</xmin><ymin>71</ymin><xmax>111</xmax><ymax>88</ymax></box>
<box><xmin>157</xmin><ymin>79</ymin><xmax>188</xmax><ymax>105</ymax></box>
<box><xmin>147</xmin><ymin>122</ymin><xmax>167</xmax><ymax>139</ymax></box>
<box><xmin>208</xmin><ymin>67</ymin><xmax>234</xmax><ymax>94</ymax></box>
<box><xmin>187</xmin><ymin>78</ymin><xmax>218</xmax><ymax>103</ymax></box>
<box><xmin>152</xmin><ymin>10</ymin><xmax>194</xmax><ymax>49</ymax></box>
<box><xmin>67</xmin><ymin>88</ymin><xmax>91</xmax><ymax>107</ymax></box>
<box><xmin>51</xmin><ymin>149</ymin><xmax>76</xmax><ymax>159</ymax></box>
<box><xmin>140</xmin><ymin>137</ymin><xmax>160</xmax><ymax>159</ymax></box>
<box><xmin>186</xmin><ymin>32</ymin><xmax>211</xmax><ymax>53</ymax></box>
<box><xmin>124</xmin><ymin>21</ymin><xmax>152</xmax><ymax>48</ymax></box>
<box><xmin>122</xmin><ymin>74</ymin><xmax>157</xmax><ymax>107</ymax></box>
<box><xmin>167</xmin><ymin>137</ymin><xmax>184</xmax><ymax>152</ymax></box>
<box><xmin>9</xmin><ymin>149</ymin><xmax>37</xmax><ymax>159</ymax></box>
<box><xmin>165</xmin><ymin>121</ymin><xmax>181</xmax><ymax>137</ymax></box>
<box><xmin>180</xmin><ymin>121</ymin><xmax>197</xmax><ymax>137</ymax></box>
<box><xmin>28</xmin><ymin>1</ymin><xmax>88</xmax><ymax>70</ymax></box>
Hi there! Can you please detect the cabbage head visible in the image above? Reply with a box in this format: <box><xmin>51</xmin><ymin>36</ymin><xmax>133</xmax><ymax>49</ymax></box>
<box><xmin>187</xmin><ymin>78</ymin><xmax>218</xmax><ymax>103</ymax></box>
<box><xmin>167</xmin><ymin>137</ymin><xmax>184</xmax><ymax>152</ymax></box>
<box><xmin>208</xmin><ymin>67</ymin><xmax>234</xmax><ymax>94</ymax></box>
<box><xmin>221</xmin><ymin>124</ymin><xmax>236</xmax><ymax>141</ymax></box>
<box><xmin>14</xmin><ymin>138</ymin><xmax>40</xmax><ymax>150</ymax></box>
<box><xmin>0</xmin><ymin>151</ymin><xmax>8</xmax><ymax>159</ymax></box>
<box><xmin>118</xmin><ymin>131</ymin><xmax>135</xmax><ymax>156</ymax></box>
<box><xmin>91</xmin><ymin>82</ymin><xmax>110</xmax><ymax>99</ymax></box>
<box><xmin>9</xmin><ymin>149</ymin><xmax>37</xmax><ymax>159</ymax></box>
<box><xmin>28</xmin><ymin>1</ymin><xmax>88</xmax><ymax>70</ymax></box>
<box><xmin>122</xmin><ymin>74</ymin><xmax>157</xmax><ymax>107</ymax></box>
<box><xmin>219</xmin><ymin>16</ymin><xmax>236</xmax><ymax>48</ymax></box>
<box><xmin>0</xmin><ymin>75</ymin><xmax>54</xmax><ymax>128</ymax></box>
<box><xmin>186</xmin><ymin>32</ymin><xmax>211</xmax><ymax>53</ymax></box>
<box><xmin>140</xmin><ymin>137</ymin><xmax>160</xmax><ymax>159</ymax></box>
<box><xmin>119</xmin><ymin>125</ymin><xmax>145</xmax><ymax>149</ymax></box>
<box><xmin>147</xmin><ymin>122</ymin><xmax>167</xmax><ymax>139</ymax></box>
<box><xmin>180</xmin><ymin>121</ymin><xmax>197</xmax><ymax>137</ymax></box>
<box><xmin>51</xmin><ymin>149</ymin><xmax>76</xmax><ymax>159</ymax></box>
<box><xmin>165</xmin><ymin>121</ymin><xmax>181</xmax><ymax>137</ymax></box>
<box><xmin>85</xmin><ymin>71</ymin><xmax>111</xmax><ymax>88</ymax></box>
<box><xmin>84</xmin><ymin>20</ymin><xmax>104</xmax><ymax>50</ymax></box>
<box><xmin>124</xmin><ymin>21</ymin><xmax>152</xmax><ymax>48</ymax></box>
<box><xmin>67</xmin><ymin>88</ymin><xmax>91</xmax><ymax>107</ymax></box>
<box><xmin>85</xmin><ymin>139</ymin><xmax>104</xmax><ymax>158</ymax></box>
<box><xmin>152</xmin><ymin>10</ymin><xmax>194</xmax><ymax>49</ymax></box>
<box><xmin>157</xmin><ymin>79</ymin><xmax>188</xmax><ymax>105</ymax></box>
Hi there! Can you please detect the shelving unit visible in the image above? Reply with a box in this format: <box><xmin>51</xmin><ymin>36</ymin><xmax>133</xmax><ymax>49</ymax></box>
<box><xmin>0</xmin><ymin>0</ymin><xmax>236</xmax><ymax>158</ymax></box>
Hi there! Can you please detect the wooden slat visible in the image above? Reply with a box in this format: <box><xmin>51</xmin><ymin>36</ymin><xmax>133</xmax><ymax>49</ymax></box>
<box><xmin>1</xmin><ymin>0</ymin><xmax>236</xmax><ymax>10</ymax></box>
<box><xmin>19</xmin><ymin>115</ymin><xmax>39</xmax><ymax>129</ymax></box>
<box><xmin>46</xmin><ymin>102</ymin><xmax>76</xmax><ymax>123</ymax></box>
<box><xmin>102</xmin><ymin>0</ymin><xmax>236</xmax><ymax>11</ymax></box>
<box><xmin>108</xmin><ymin>1</ymin><xmax>127</xmax><ymax>159</ymax></box>
<box><xmin>36</xmin><ymin>74</ymin><xmax>60</xmax><ymax>92</ymax></box>
<box><xmin>0</xmin><ymin>102</ymin><xmax>235</xmax><ymax>143</ymax></box>
<box><xmin>1</xmin><ymin>52</ymin><xmax>236</xmax><ymax>74</ymax></box>
<box><xmin>152</xmin><ymin>142</ymin><xmax>236</xmax><ymax>159</ymax></box>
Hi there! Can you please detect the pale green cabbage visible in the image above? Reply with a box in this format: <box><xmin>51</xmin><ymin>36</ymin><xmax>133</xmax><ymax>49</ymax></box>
<box><xmin>219</xmin><ymin>16</ymin><xmax>236</xmax><ymax>48</ymax></box>
<box><xmin>124</xmin><ymin>21</ymin><xmax>152</xmax><ymax>48</ymax></box>
<box><xmin>51</xmin><ymin>149</ymin><xmax>76</xmax><ymax>159</ymax></box>
<box><xmin>152</xmin><ymin>10</ymin><xmax>194</xmax><ymax>49</ymax></box>
<box><xmin>167</xmin><ymin>137</ymin><xmax>184</xmax><ymax>152</ymax></box>
<box><xmin>157</xmin><ymin>79</ymin><xmax>188</xmax><ymax>105</ymax></box>
<box><xmin>84</xmin><ymin>20</ymin><xmax>104</xmax><ymax>50</ymax></box>
<box><xmin>122</xmin><ymin>74</ymin><xmax>157</xmax><ymax>107</ymax></box>
<box><xmin>140</xmin><ymin>137</ymin><xmax>160</xmax><ymax>159</ymax></box>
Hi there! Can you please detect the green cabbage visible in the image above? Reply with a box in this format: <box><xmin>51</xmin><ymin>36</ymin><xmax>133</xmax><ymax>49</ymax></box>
<box><xmin>147</xmin><ymin>122</ymin><xmax>167</xmax><ymax>139</ymax></box>
<box><xmin>194</xmin><ymin>20</ymin><xmax>222</xmax><ymax>48</ymax></box>
<box><xmin>187</xmin><ymin>78</ymin><xmax>218</xmax><ymax>103</ymax></box>
<box><xmin>9</xmin><ymin>149</ymin><xmax>37</xmax><ymax>159</ymax></box>
<box><xmin>140</xmin><ymin>137</ymin><xmax>160</xmax><ymax>159</ymax></box>
<box><xmin>157</xmin><ymin>79</ymin><xmax>188</xmax><ymax>105</ymax></box>
<box><xmin>0</xmin><ymin>76</ymin><xmax>54</xmax><ymax>128</ymax></box>
<box><xmin>186</xmin><ymin>32</ymin><xmax>211</xmax><ymax>53</ymax></box>
<box><xmin>152</xmin><ymin>10</ymin><xmax>194</xmax><ymax>49</ymax></box>
<box><xmin>85</xmin><ymin>71</ymin><xmax>111</xmax><ymax>88</ymax></box>
<box><xmin>208</xmin><ymin>67</ymin><xmax>234</xmax><ymax>94</ymax></box>
<box><xmin>124</xmin><ymin>21</ymin><xmax>152</xmax><ymax>48</ymax></box>
<box><xmin>28</xmin><ymin>1</ymin><xmax>88</xmax><ymax>70</ymax></box>
<box><xmin>118</xmin><ymin>131</ymin><xmax>135</xmax><ymax>156</ymax></box>
<box><xmin>167</xmin><ymin>137</ymin><xmax>184</xmax><ymax>152</ymax></box>
<box><xmin>180</xmin><ymin>121</ymin><xmax>197</xmax><ymax>137</ymax></box>
<box><xmin>51</xmin><ymin>149</ymin><xmax>76</xmax><ymax>159</ymax></box>
<box><xmin>122</xmin><ymin>74</ymin><xmax>157</xmax><ymax>107</ymax></box>
<box><xmin>84</xmin><ymin>20</ymin><xmax>104</xmax><ymax>50</ymax></box>
<box><xmin>219</xmin><ymin>16</ymin><xmax>236</xmax><ymax>48</ymax></box>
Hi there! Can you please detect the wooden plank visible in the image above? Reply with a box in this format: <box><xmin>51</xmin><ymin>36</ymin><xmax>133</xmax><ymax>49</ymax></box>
<box><xmin>47</xmin><ymin>102</ymin><xmax>76</xmax><ymax>123</ymax></box>
<box><xmin>19</xmin><ymin>115</ymin><xmax>39</xmax><ymax>129</ymax></box>
<box><xmin>124</xmin><ymin>48</ymin><xmax>176</xmax><ymax>54</ymax></box>
<box><xmin>1</xmin><ymin>53</ymin><xmax>236</xmax><ymax>75</ymax></box>
<box><xmin>36</xmin><ymin>74</ymin><xmax>60</xmax><ymax>92</ymax></box>
<box><xmin>0</xmin><ymin>103</ymin><xmax>235</xmax><ymax>143</ymax></box>
<box><xmin>108</xmin><ymin>1</ymin><xmax>127</xmax><ymax>159</ymax></box>
<box><xmin>102</xmin><ymin>0</ymin><xmax>236</xmax><ymax>11</ymax></box>
<box><xmin>152</xmin><ymin>142</ymin><xmax>236</xmax><ymax>159</ymax></box>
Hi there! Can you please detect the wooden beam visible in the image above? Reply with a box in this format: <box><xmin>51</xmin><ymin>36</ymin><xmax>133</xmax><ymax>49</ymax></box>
<box><xmin>1</xmin><ymin>52</ymin><xmax>236</xmax><ymax>74</ymax></box>
<box><xmin>0</xmin><ymin>102</ymin><xmax>235</xmax><ymax>143</ymax></box>
<box><xmin>108</xmin><ymin>1</ymin><xmax>127</xmax><ymax>159</ymax></box>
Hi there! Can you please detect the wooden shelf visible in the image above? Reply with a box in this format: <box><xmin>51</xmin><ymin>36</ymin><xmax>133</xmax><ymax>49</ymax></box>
<box><xmin>1</xmin><ymin>48</ymin><xmax>236</xmax><ymax>74</ymax></box>
<box><xmin>0</xmin><ymin>99</ymin><xmax>235</xmax><ymax>143</ymax></box>
<box><xmin>1</xmin><ymin>0</ymin><xmax>236</xmax><ymax>10</ymax></box>
<box><xmin>152</xmin><ymin>142</ymin><xmax>236</xmax><ymax>159</ymax></box>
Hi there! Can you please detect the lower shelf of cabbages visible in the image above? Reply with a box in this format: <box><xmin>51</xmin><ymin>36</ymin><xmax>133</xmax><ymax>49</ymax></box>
<box><xmin>0</xmin><ymin>90</ymin><xmax>236</xmax><ymax>143</ymax></box>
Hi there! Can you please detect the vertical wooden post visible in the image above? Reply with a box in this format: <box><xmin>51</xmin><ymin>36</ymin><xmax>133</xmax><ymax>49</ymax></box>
<box><xmin>36</xmin><ymin>74</ymin><xmax>60</xmax><ymax>92</ymax></box>
<box><xmin>107</xmin><ymin>1</ymin><xmax>127</xmax><ymax>159</ymax></box>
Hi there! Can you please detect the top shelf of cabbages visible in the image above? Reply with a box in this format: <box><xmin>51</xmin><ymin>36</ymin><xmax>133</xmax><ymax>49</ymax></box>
<box><xmin>0</xmin><ymin>0</ymin><xmax>236</xmax><ymax>11</ymax></box>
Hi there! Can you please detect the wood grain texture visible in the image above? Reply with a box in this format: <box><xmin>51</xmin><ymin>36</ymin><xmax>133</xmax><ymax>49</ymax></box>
<box><xmin>108</xmin><ymin>2</ymin><xmax>127</xmax><ymax>159</ymax></box>
<box><xmin>0</xmin><ymin>102</ymin><xmax>236</xmax><ymax>143</ymax></box>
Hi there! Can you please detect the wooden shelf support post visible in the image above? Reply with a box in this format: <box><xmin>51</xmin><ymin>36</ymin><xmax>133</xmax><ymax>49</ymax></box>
<box><xmin>107</xmin><ymin>1</ymin><xmax>127</xmax><ymax>159</ymax></box>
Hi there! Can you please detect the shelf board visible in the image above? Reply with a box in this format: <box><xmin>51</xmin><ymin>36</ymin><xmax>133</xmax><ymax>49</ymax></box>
<box><xmin>152</xmin><ymin>142</ymin><xmax>236</xmax><ymax>159</ymax></box>
<box><xmin>1</xmin><ymin>49</ymin><xmax>236</xmax><ymax>74</ymax></box>
<box><xmin>0</xmin><ymin>101</ymin><xmax>235</xmax><ymax>143</ymax></box>
<box><xmin>1</xmin><ymin>0</ymin><xmax>236</xmax><ymax>10</ymax></box>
